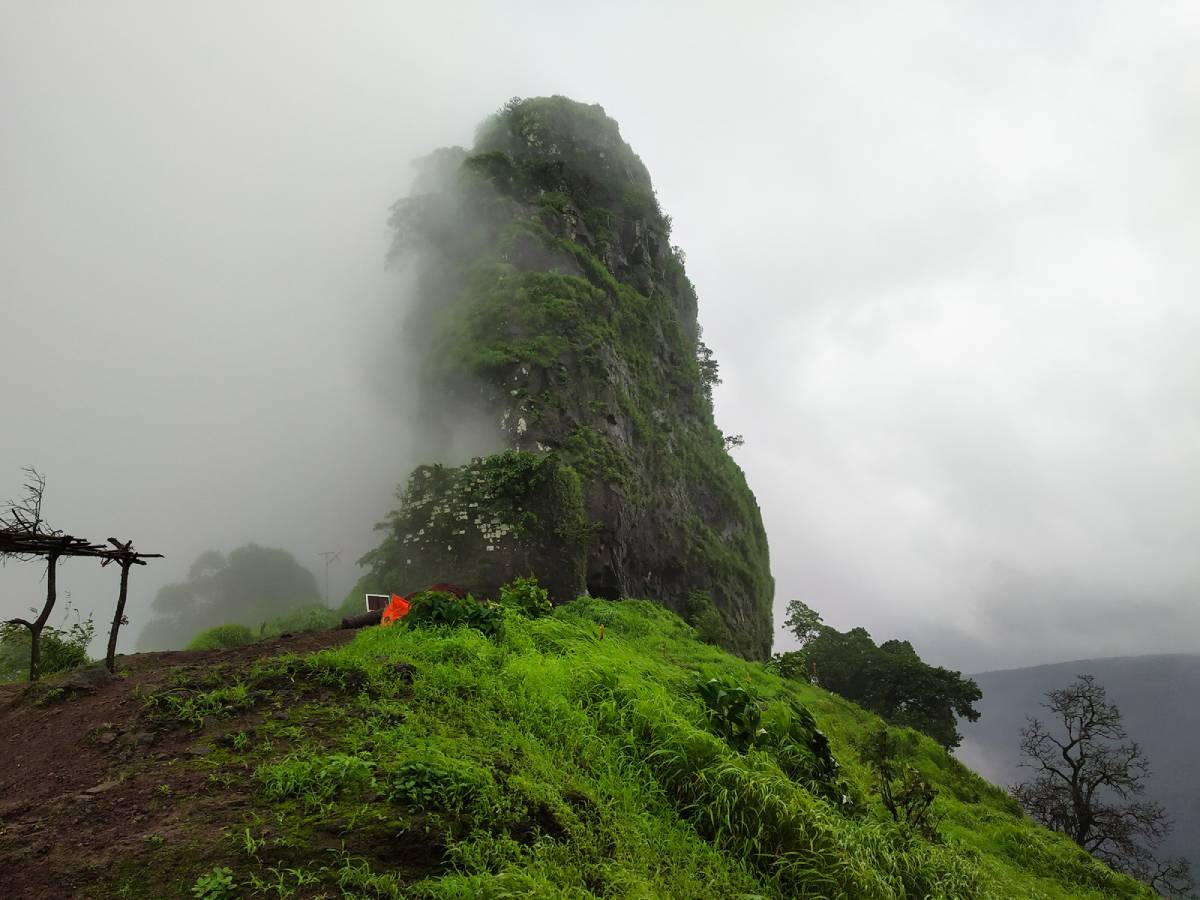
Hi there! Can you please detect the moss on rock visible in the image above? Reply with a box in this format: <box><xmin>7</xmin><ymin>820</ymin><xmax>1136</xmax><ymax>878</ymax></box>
<box><xmin>368</xmin><ymin>97</ymin><xmax>773</xmax><ymax>656</ymax></box>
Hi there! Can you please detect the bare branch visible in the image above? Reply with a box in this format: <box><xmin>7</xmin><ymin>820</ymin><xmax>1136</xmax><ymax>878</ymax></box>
<box><xmin>0</xmin><ymin>466</ymin><xmax>57</xmax><ymax>538</ymax></box>
<box><xmin>1012</xmin><ymin>674</ymin><xmax>1194</xmax><ymax>896</ymax></box>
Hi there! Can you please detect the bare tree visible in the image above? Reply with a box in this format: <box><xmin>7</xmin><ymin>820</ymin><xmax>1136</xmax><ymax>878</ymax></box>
<box><xmin>1</xmin><ymin>467</ymin><xmax>67</xmax><ymax>681</ymax></box>
<box><xmin>1013</xmin><ymin>674</ymin><xmax>1194</xmax><ymax>897</ymax></box>
<box><xmin>1</xmin><ymin>467</ymin><xmax>54</xmax><ymax>540</ymax></box>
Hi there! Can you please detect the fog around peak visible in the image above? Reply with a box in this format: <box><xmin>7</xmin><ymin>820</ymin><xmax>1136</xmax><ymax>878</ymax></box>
<box><xmin>2</xmin><ymin>2</ymin><xmax>1198</xmax><ymax>670</ymax></box>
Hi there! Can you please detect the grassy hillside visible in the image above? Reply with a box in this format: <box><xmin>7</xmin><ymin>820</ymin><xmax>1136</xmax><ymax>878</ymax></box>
<box><xmin>958</xmin><ymin>654</ymin><xmax>1200</xmax><ymax>879</ymax></box>
<box><xmin>0</xmin><ymin>600</ymin><xmax>1152</xmax><ymax>899</ymax></box>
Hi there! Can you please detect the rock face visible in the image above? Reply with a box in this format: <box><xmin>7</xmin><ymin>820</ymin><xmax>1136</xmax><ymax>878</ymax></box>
<box><xmin>362</xmin><ymin>96</ymin><xmax>773</xmax><ymax>658</ymax></box>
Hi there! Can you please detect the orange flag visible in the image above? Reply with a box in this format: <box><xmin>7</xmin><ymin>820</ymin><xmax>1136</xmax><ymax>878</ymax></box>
<box><xmin>380</xmin><ymin>592</ymin><xmax>411</xmax><ymax>625</ymax></box>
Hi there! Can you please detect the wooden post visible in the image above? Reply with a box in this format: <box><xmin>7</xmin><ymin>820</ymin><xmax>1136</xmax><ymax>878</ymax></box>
<box><xmin>27</xmin><ymin>549</ymin><xmax>61</xmax><ymax>682</ymax></box>
<box><xmin>105</xmin><ymin>559</ymin><xmax>132</xmax><ymax>673</ymax></box>
<box><xmin>2</xmin><ymin>524</ymin><xmax>160</xmax><ymax>681</ymax></box>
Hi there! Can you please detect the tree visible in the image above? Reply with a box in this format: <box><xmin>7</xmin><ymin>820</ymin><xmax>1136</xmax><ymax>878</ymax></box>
<box><xmin>137</xmin><ymin>544</ymin><xmax>322</xmax><ymax>650</ymax></box>
<box><xmin>783</xmin><ymin>599</ymin><xmax>823</xmax><ymax>647</ymax></box>
<box><xmin>1</xmin><ymin>467</ymin><xmax>66</xmax><ymax>681</ymax></box>
<box><xmin>804</xmin><ymin>624</ymin><xmax>981</xmax><ymax>749</ymax></box>
<box><xmin>1013</xmin><ymin>675</ymin><xmax>1194</xmax><ymax>897</ymax></box>
<box><xmin>696</xmin><ymin>338</ymin><xmax>721</xmax><ymax>403</ymax></box>
<box><xmin>871</xmin><ymin>639</ymin><xmax>982</xmax><ymax>750</ymax></box>
<box><xmin>3</xmin><ymin>468</ymin><xmax>161</xmax><ymax>678</ymax></box>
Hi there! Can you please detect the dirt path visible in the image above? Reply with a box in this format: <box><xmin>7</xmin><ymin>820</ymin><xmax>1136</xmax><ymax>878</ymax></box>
<box><xmin>0</xmin><ymin>629</ymin><xmax>355</xmax><ymax>899</ymax></box>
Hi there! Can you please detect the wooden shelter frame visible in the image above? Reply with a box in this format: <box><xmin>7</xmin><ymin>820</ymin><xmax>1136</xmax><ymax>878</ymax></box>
<box><xmin>1</xmin><ymin>529</ymin><xmax>162</xmax><ymax>678</ymax></box>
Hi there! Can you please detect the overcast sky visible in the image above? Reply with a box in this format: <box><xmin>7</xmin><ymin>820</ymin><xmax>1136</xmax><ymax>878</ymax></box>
<box><xmin>2</xmin><ymin>2</ymin><xmax>1197</xmax><ymax>671</ymax></box>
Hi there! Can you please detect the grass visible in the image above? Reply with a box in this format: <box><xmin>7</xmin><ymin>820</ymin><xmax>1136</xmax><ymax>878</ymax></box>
<box><xmin>115</xmin><ymin>596</ymin><xmax>1154</xmax><ymax>899</ymax></box>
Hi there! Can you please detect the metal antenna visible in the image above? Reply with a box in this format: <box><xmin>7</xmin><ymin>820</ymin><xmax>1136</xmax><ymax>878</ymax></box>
<box><xmin>318</xmin><ymin>550</ymin><xmax>342</xmax><ymax>606</ymax></box>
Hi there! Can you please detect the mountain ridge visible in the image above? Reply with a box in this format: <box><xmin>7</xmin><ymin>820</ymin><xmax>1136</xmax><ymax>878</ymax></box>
<box><xmin>971</xmin><ymin>651</ymin><xmax>1200</xmax><ymax>676</ymax></box>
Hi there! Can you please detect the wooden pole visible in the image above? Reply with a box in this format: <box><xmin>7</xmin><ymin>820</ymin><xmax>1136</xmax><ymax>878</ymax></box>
<box><xmin>105</xmin><ymin>560</ymin><xmax>132</xmax><ymax>673</ymax></box>
<box><xmin>28</xmin><ymin>550</ymin><xmax>60</xmax><ymax>681</ymax></box>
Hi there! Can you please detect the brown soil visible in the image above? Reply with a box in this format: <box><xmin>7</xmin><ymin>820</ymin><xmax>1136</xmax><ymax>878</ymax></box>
<box><xmin>0</xmin><ymin>629</ymin><xmax>355</xmax><ymax>899</ymax></box>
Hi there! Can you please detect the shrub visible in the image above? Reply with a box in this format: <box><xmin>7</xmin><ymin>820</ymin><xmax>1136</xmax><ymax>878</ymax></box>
<box><xmin>260</xmin><ymin>604</ymin><xmax>338</xmax><ymax>637</ymax></box>
<box><xmin>404</xmin><ymin>590</ymin><xmax>503</xmax><ymax>638</ymax></box>
<box><xmin>692</xmin><ymin>607</ymin><xmax>731</xmax><ymax>648</ymax></box>
<box><xmin>694</xmin><ymin>674</ymin><xmax>765</xmax><ymax>753</ymax></box>
<box><xmin>384</xmin><ymin>755</ymin><xmax>492</xmax><ymax>813</ymax></box>
<box><xmin>764</xmin><ymin>700</ymin><xmax>858</xmax><ymax>813</ymax></box>
<box><xmin>683</xmin><ymin>590</ymin><xmax>732</xmax><ymax>649</ymax></box>
<box><xmin>0</xmin><ymin>614</ymin><xmax>94</xmax><ymax>682</ymax></box>
<box><xmin>143</xmin><ymin>681</ymin><xmax>254</xmax><ymax>730</ymax></box>
<box><xmin>257</xmin><ymin>753</ymin><xmax>376</xmax><ymax>810</ymax></box>
<box><xmin>765</xmin><ymin>650</ymin><xmax>809</xmax><ymax>682</ymax></box>
<box><xmin>499</xmin><ymin>575</ymin><xmax>552</xmax><ymax>619</ymax></box>
<box><xmin>190</xmin><ymin>866</ymin><xmax>235</xmax><ymax>899</ymax></box>
<box><xmin>862</xmin><ymin>728</ymin><xmax>939</xmax><ymax>838</ymax></box>
<box><xmin>187</xmin><ymin>624</ymin><xmax>255</xmax><ymax>651</ymax></box>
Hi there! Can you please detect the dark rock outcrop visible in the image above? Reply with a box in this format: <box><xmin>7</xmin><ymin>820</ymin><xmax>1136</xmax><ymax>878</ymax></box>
<box><xmin>360</xmin><ymin>97</ymin><xmax>773</xmax><ymax>658</ymax></box>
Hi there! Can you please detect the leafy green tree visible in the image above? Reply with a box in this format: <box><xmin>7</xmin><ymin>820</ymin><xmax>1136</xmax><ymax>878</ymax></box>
<box><xmin>137</xmin><ymin>544</ymin><xmax>321</xmax><ymax>650</ymax></box>
<box><xmin>807</xmin><ymin>627</ymin><xmax>878</xmax><ymax>699</ymax></box>
<box><xmin>805</xmin><ymin>625</ymin><xmax>981</xmax><ymax>749</ymax></box>
<box><xmin>872</xmin><ymin>640</ymin><xmax>983</xmax><ymax>750</ymax></box>
<box><xmin>783</xmin><ymin>599</ymin><xmax>823</xmax><ymax>647</ymax></box>
<box><xmin>696</xmin><ymin>340</ymin><xmax>720</xmax><ymax>403</ymax></box>
<box><xmin>766</xmin><ymin>650</ymin><xmax>809</xmax><ymax>681</ymax></box>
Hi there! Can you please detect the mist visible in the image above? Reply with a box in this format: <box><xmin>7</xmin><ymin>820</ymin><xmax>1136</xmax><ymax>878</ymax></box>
<box><xmin>3</xmin><ymin>3</ymin><xmax>1199</xmax><ymax>670</ymax></box>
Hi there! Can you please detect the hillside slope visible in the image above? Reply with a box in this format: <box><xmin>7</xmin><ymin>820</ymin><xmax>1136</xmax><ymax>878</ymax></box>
<box><xmin>0</xmin><ymin>602</ymin><xmax>1152</xmax><ymax>899</ymax></box>
<box><xmin>957</xmin><ymin>654</ymin><xmax>1200</xmax><ymax>878</ymax></box>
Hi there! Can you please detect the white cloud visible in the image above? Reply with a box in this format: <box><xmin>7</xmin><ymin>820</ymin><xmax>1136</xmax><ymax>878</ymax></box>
<box><xmin>1</xmin><ymin>2</ymin><xmax>1197</xmax><ymax>668</ymax></box>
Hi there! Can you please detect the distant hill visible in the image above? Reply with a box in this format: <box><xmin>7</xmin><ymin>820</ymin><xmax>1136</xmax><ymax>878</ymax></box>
<box><xmin>957</xmin><ymin>653</ymin><xmax>1200</xmax><ymax>874</ymax></box>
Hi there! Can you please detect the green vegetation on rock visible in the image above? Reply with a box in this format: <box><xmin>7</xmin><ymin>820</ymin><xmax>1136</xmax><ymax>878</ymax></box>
<box><xmin>373</xmin><ymin>95</ymin><xmax>773</xmax><ymax>658</ymax></box>
<box><xmin>358</xmin><ymin>452</ymin><xmax>590</xmax><ymax>604</ymax></box>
